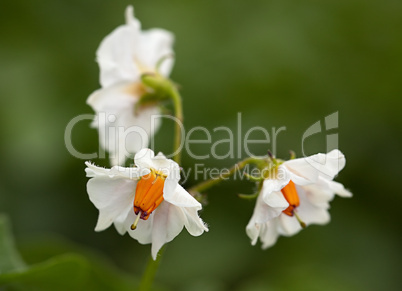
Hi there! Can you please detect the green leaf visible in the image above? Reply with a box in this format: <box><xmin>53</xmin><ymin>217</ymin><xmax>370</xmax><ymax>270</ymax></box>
<box><xmin>0</xmin><ymin>253</ymin><xmax>140</xmax><ymax>291</ymax></box>
<box><xmin>0</xmin><ymin>254</ymin><xmax>90</xmax><ymax>290</ymax></box>
<box><xmin>0</xmin><ymin>215</ymin><xmax>140</xmax><ymax>291</ymax></box>
<box><xmin>0</xmin><ymin>215</ymin><xmax>26</xmax><ymax>273</ymax></box>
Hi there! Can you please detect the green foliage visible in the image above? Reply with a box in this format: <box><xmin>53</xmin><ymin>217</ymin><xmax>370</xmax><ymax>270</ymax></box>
<box><xmin>0</xmin><ymin>215</ymin><xmax>26</xmax><ymax>273</ymax></box>
<box><xmin>0</xmin><ymin>0</ymin><xmax>402</xmax><ymax>290</ymax></box>
<box><xmin>0</xmin><ymin>215</ymin><xmax>139</xmax><ymax>291</ymax></box>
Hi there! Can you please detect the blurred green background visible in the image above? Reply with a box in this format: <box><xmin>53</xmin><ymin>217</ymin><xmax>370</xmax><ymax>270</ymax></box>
<box><xmin>1</xmin><ymin>0</ymin><xmax>401</xmax><ymax>290</ymax></box>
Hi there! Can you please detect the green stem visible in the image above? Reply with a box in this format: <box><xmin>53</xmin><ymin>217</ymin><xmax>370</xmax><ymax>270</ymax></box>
<box><xmin>189</xmin><ymin>157</ymin><xmax>261</xmax><ymax>194</ymax></box>
<box><xmin>141</xmin><ymin>74</ymin><xmax>183</xmax><ymax>164</ymax></box>
<box><xmin>139</xmin><ymin>247</ymin><xmax>165</xmax><ymax>291</ymax></box>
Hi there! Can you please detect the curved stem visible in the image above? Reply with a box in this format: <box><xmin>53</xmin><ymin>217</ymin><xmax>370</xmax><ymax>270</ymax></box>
<box><xmin>139</xmin><ymin>247</ymin><xmax>165</xmax><ymax>291</ymax></box>
<box><xmin>189</xmin><ymin>157</ymin><xmax>261</xmax><ymax>194</ymax></box>
<box><xmin>141</xmin><ymin>73</ymin><xmax>183</xmax><ymax>164</ymax></box>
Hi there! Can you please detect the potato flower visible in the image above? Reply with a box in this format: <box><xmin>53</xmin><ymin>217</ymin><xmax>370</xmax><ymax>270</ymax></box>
<box><xmin>246</xmin><ymin>150</ymin><xmax>352</xmax><ymax>249</ymax></box>
<box><xmin>85</xmin><ymin>149</ymin><xmax>208</xmax><ymax>259</ymax></box>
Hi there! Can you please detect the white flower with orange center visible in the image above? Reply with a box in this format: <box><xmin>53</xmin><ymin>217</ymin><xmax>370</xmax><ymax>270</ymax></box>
<box><xmin>87</xmin><ymin>6</ymin><xmax>174</xmax><ymax>165</ymax></box>
<box><xmin>246</xmin><ymin>150</ymin><xmax>352</xmax><ymax>249</ymax></box>
<box><xmin>85</xmin><ymin>149</ymin><xmax>208</xmax><ymax>259</ymax></box>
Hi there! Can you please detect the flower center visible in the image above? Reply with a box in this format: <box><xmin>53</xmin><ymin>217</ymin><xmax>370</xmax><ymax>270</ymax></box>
<box><xmin>123</xmin><ymin>82</ymin><xmax>147</xmax><ymax>99</ymax></box>
<box><xmin>281</xmin><ymin>180</ymin><xmax>300</xmax><ymax>216</ymax></box>
<box><xmin>132</xmin><ymin>169</ymin><xmax>166</xmax><ymax>225</ymax></box>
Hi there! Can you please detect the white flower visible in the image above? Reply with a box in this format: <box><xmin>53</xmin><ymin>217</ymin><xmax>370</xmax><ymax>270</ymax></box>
<box><xmin>87</xmin><ymin>6</ymin><xmax>175</xmax><ymax>166</ymax></box>
<box><xmin>85</xmin><ymin>148</ymin><xmax>208</xmax><ymax>260</ymax></box>
<box><xmin>246</xmin><ymin>149</ymin><xmax>352</xmax><ymax>249</ymax></box>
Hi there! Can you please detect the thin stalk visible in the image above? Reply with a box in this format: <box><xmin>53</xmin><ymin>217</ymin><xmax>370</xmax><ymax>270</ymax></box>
<box><xmin>141</xmin><ymin>73</ymin><xmax>183</xmax><ymax>164</ymax></box>
<box><xmin>189</xmin><ymin>157</ymin><xmax>261</xmax><ymax>194</ymax></box>
<box><xmin>138</xmin><ymin>247</ymin><xmax>165</xmax><ymax>291</ymax></box>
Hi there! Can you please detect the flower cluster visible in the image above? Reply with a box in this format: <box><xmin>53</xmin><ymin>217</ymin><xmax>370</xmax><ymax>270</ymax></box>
<box><xmin>84</xmin><ymin>5</ymin><xmax>351</xmax><ymax>261</ymax></box>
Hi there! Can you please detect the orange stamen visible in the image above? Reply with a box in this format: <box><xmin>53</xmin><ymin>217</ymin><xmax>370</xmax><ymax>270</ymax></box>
<box><xmin>133</xmin><ymin>170</ymin><xmax>165</xmax><ymax>221</ymax></box>
<box><xmin>281</xmin><ymin>180</ymin><xmax>300</xmax><ymax>216</ymax></box>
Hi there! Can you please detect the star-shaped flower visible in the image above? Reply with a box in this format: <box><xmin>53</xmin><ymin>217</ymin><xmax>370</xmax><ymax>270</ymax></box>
<box><xmin>246</xmin><ymin>149</ymin><xmax>352</xmax><ymax>249</ymax></box>
<box><xmin>87</xmin><ymin>6</ymin><xmax>174</xmax><ymax>165</ymax></box>
<box><xmin>85</xmin><ymin>149</ymin><xmax>208</xmax><ymax>259</ymax></box>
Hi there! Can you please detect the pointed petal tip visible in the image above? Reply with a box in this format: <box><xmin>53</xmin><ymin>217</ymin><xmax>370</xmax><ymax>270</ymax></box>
<box><xmin>151</xmin><ymin>246</ymin><xmax>161</xmax><ymax>261</ymax></box>
<box><xmin>328</xmin><ymin>149</ymin><xmax>344</xmax><ymax>158</ymax></box>
<box><xmin>344</xmin><ymin>190</ymin><xmax>353</xmax><ymax>198</ymax></box>
<box><xmin>125</xmin><ymin>5</ymin><xmax>135</xmax><ymax>24</ymax></box>
<box><xmin>249</xmin><ymin>233</ymin><xmax>258</xmax><ymax>246</ymax></box>
<box><xmin>94</xmin><ymin>224</ymin><xmax>105</xmax><ymax>232</ymax></box>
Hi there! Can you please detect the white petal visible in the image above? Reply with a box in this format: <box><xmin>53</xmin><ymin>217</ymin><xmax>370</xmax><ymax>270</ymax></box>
<box><xmin>126</xmin><ymin>210</ymin><xmax>154</xmax><ymax>244</ymax></box>
<box><xmin>86</xmin><ymin>175</ymin><xmax>136</xmax><ymax>231</ymax></box>
<box><xmin>87</xmin><ymin>82</ymin><xmax>137</xmax><ymax>113</ymax></box>
<box><xmin>113</xmin><ymin>209</ymin><xmax>131</xmax><ymax>235</ymax></box>
<box><xmin>246</xmin><ymin>214</ymin><xmax>280</xmax><ymax>249</ymax></box>
<box><xmin>179</xmin><ymin>206</ymin><xmax>208</xmax><ymax>236</ymax></box>
<box><xmin>134</xmin><ymin>148</ymin><xmax>156</xmax><ymax>169</ymax></box>
<box><xmin>87</xmin><ymin>83</ymin><xmax>161</xmax><ymax>166</ymax></box>
<box><xmin>282</xmin><ymin>159</ymin><xmax>319</xmax><ymax>184</ymax></box>
<box><xmin>136</xmin><ymin>29</ymin><xmax>175</xmax><ymax>77</ymax></box>
<box><xmin>85</xmin><ymin>162</ymin><xmax>112</xmax><ymax>177</ymax></box>
<box><xmin>261</xmin><ymin>174</ymin><xmax>290</xmax><ymax>194</ymax></box>
<box><xmin>326</xmin><ymin>149</ymin><xmax>346</xmax><ymax>174</ymax></box>
<box><xmin>259</xmin><ymin>178</ymin><xmax>290</xmax><ymax>221</ymax></box>
<box><xmin>96</xmin><ymin>19</ymin><xmax>141</xmax><ymax>87</ymax></box>
<box><xmin>278</xmin><ymin>214</ymin><xmax>302</xmax><ymax>236</ymax></box>
<box><xmin>260</xmin><ymin>220</ymin><xmax>281</xmax><ymax>249</ymax></box>
<box><xmin>262</xmin><ymin>190</ymin><xmax>289</xmax><ymax>209</ymax></box>
<box><xmin>135</xmin><ymin>149</ymin><xmax>179</xmax><ymax>173</ymax></box>
<box><xmin>246</xmin><ymin>197</ymin><xmax>275</xmax><ymax>246</ymax></box>
<box><xmin>250</xmin><ymin>192</ymin><xmax>287</xmax><ymax>225</ymax></box>
<box><xmin>96</xmin><ymin>6</ymin><xmax>174</xmax><ymax>88</ymax></box>
<box><xmin>296</xmin><ymin>183</ymin><xmax>333</xmax><ymax>209</ymax></box>
<box><xmin>164</xmin><ymin>185</ymin><xmax>201</xmax><ymax>208</ymax></box>
<box><xmin>297</xmin><ymin>196</ymin><xmax>331</xmax><ymax>226</ymax></box>
<box><xmin>163</xmin><ymin>177</ymin><xmax>178</xmax><ymax>199</ymax></box>
<box><xmin>276</xmin><ymin>185</ymin><xmax>331</xmax><ymax>235</ymax></box>
<box><xmin>125</xmin><ymin>6</ymin><xmax>139</xmax><ymax>26</ymax></box>
<box><xmin>326</xmin><ymin>180</ymin><xmax>352</xmax><ymax>197</ymax></box>
<box><xmin>162</xmin><ymin>159</ymin><xmax>181</xmax><ymax>197</ymax></box>
<box><xmin>246</xmin><ymin>217</ymin><xmax>261</xmax><ymax>246</ymax></box>
<box><xmin>151</xmin><ymin>202</ymin><xmax>185</xmax><ymax>260</ymax></box>
<box><xmin>294</xmin><ymin>186</ymin><xmax>331</xmax><ymax>226</ymax></box>
<box><xmin>285</xmin><ymin>150</ymin><xmax>346</xmax><ymax>181</ymax></box>
<box><xmin>153</xmin><ymin>152</ymin><xmax>179</xmax><ymax>172</ymax></box>
<box><xmin>287</xmin><ymin>169</ymin><xmax>316</xmax><ymax>186</ymax></box>
<box><xmin>85</xmin><ymin>162</ymin><xmax>143</xmax><ymax>179</ymax></box>
<box><xmin>113</xmin><ymin>105</ymin><xmax>161</xmax><ymax>166</ymax></box>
